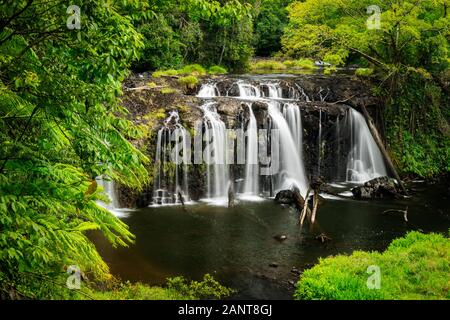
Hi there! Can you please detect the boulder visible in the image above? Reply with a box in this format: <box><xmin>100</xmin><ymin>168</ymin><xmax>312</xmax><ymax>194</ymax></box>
<box><xmin>274</xmin><ymin>189</ymin><xmax>296</xmax><ymax>205</ymax></box>
<box><xmin>352</xmin><ymin>176</ymin><xmax>402</xmax><ymax>199</ymax></box>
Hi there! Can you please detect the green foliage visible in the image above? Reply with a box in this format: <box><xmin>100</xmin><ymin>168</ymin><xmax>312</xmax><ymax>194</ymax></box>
<box><xmin>323</xmin><ymin>66</ymin><xmax>337</xmax><ymax>75</ymax></box>
<box><xmin>0</xmin><ymin>0</ymin><xmax>149</xmax><ymax>298</ymax></box>
<box><xmin>251</xmin><ymin>60</ymin><xmax>287</xmax><ymax>70</ymax></box>
<box><xmin>179</xmin><ymin>64</ymin><xmax>207</xmax><ymax>76</ymax></box>
<box><xmin>208</xmin><ymin>65</ymin><xmax>228</xmax><ymax>75</ymax></box>
<box><xmin>283</xmin><ymin>58</ymin><xmax>316</xmax><ymax>69</ymax></box>
<box><xmin>295</xmin><ymin>231</ymin><xmax>450</xmax><ymax>300</ymax></box>
<box><xmin>355</xmin><ymin>68</ymin><xmax>374</xmax><ymax>77</ymax></box>
<box><xmin>384</xmin><ymin>69</ymin><xmax>450</xmax><ymax>177</ymax></box>
<box><xmin>178</xmin><ymin>76</ymin><xmax>200</xmax><ymax>89</ymax></box>
<box><xmin>166</xmin><ymin>274</ymin><xmax>234</xmax><ymax>300</ymax></box>
<box><xmin>282</xmin><ymin>0</ymin><xmax>450</xmax><ymax>177</ymax></box>
<box><xmin>253</xmin><ymin>0</ymin><xmax>293</xmax><ymax>56</ymax></box>
<box><xmin>152</xmin><ymin>69</ymin><xmax>180</xmax><ymax>78</ymax></box>
<box><xmin>90</xmin><ymin>274</ymin><xmax>232</xmax><ymax>300</ymax></box>
<box><xmin>133</xmin><ymin>0</ymin><xmax>254</xmax><ymax>72</ymax></box>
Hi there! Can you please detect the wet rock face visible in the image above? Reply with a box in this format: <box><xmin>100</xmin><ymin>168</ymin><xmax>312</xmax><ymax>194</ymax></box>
<box><xmin>352</xmin><ymin>176</ymin><xmax>402</xmax><ymax>199</ymax></box>
<box><xmin>119</xmin><ymin>72</ymin><xmax>380</xmax><ymax>206</ymax></box>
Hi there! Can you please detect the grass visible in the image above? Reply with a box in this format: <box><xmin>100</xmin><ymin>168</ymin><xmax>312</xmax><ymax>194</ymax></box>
<box><xmin>177</xmin><ymin>75</ymin><xmax>199</xmax><ymax>89</ymax></box>
<box><xmin>355</xmin><ymin>68</ymin><xmax>374</xmax><ymax>77</ymax></box>
<box><xmin>283</xmin><ymin>58</ymin><xmax>316</xmax><ymax>70</ymax></box>
<box><xmin>250</xmin><ymin>60</ymin><xmax>287</xmax><ymax>70</ymax></box>
<box><xmin>295</xmin><ymin>231</ymin><xmax>450</xmax><ymax>300</ymax></box>
<box><xmin>208</xmin><ymin>65</ymin><xmax>228</xmax><ymax>75</ymax></box>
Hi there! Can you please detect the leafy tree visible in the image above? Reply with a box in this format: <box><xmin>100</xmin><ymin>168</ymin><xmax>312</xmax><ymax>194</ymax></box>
<box><xmin>282</xmin><ymin>0</ymin><xmax>450</xmax><ymax>177</ymax></box>
<box><xmin>0</xmin><ymin>0</ymin><xmax>149</xmax><ymax>298</ymax></box>
<box><xmin>253</xmin><ymin>0</ymin><xmax>292</xmax><ymax>56</ymax></box>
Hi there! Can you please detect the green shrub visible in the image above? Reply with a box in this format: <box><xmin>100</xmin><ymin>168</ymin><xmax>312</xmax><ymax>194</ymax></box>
<box><xmin>208</xmin><ymin>65</ymin><xmax>228</xmax><ymax>75</ymax></box>
<box><xmin>179</xmin><ymin>64</ymin><xmax>206</xmax><ymax>76</ymax></box>
<box><xmin>91</xmin><ymin>274</ymin><xmax>233</xmax><ymax>300</ymax></box>
<box><xmin>177</xmin><ymin>75</ymin><xmax>199</xmax><ymax>89</ymax></box>
<box><xmin>355</xmin><ymin>68</ymin><xmax>374</xmax><ymax>77</ymax></box>
<box><xmin>282</xmin><ymin>58</ymin><xmax>316</xmax><ymax>69</ymax></box>
<box><xmin>251</xmin><ymin>60</ymin><xmax>287</xmax><ymax>70</ymax></box>
<box><xmin>295</xmin><ymin>231</ymin><xmax>450</xmax><ymax>300</ymax></box>
<box><xmin>160</xmin><ymin>87</ymin><xmax>177</xmax><ymax>94</ymax></box>
<box><xmin>152</xmin><ymin>69</ymin><xmax>179</xmax><ymax>78</ymax></box>
<box><xmin>323</xmin><ymin>66</ymin><xmax>337</xmax><ymax>75</ymax></box>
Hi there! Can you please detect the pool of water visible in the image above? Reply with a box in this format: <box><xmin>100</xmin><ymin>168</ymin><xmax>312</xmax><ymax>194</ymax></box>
<box><xmin>93</xmin><ymin>182</ymin><xmax>449</xmax><ymax>299</ymax></box>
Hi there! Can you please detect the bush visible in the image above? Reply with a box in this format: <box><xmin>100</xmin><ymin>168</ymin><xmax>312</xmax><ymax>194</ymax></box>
<box><xmin>295</xmin><ymin>231</ymin><xmax>450</xmax><ymax>300</ymax></box>
<box><xmin>251</xmin><ymin>60</ymin><xmax>287</xmax><ymax>70</ymax></box>
<box><xmin>323</xmin><ymin>66</ymin><xmax>337</xmax><ymax>75</ymax></box>
<box><xmin>152</xmin><ymin>69</ymin><xmax>179</xmax><ymax>78</ymax></box>
<box><xmin>177</xmin><ymin>75</ymin><xmax>199</xmax><ymax>89</ymax></box>
<box><xmin>283</xmin><ymin>58</ymin><xmax>316</xmax><ymax>69</ymax></box>
<box><xmin>179</xmin><ymin>64</ymin><xmax>206</xmax><ymax>76</ymax></box>
<box><xmin>208</xmin><ymin>65</ymin><xmax>228</xmax><ymax>75</ymax></box>
<box><xmin>355</xmin><ymin>68</ymin><xmax>374</xmax><ymax>77</ymax></box>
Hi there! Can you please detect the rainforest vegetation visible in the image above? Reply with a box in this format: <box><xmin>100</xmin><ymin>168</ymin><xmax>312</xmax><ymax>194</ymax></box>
<box><xmin>0</xmin><ymin>0</ymin><xmax>448</xmax><ymax>300</ymax></box>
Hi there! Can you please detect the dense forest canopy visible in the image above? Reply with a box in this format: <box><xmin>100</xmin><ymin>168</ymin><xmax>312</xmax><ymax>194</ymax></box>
<box><xmin>0</xmin><ymin>0</ymin><xmax>448</xmax><ymax>299</ymax></box>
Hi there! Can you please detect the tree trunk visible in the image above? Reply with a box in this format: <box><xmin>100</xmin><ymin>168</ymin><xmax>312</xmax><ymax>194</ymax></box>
<box><xmin>299</xmin><ymin>187</ymin><xmax>311</xmax><ymax>226</ymax></box>
<box><xmin>360</xmin><ymin>104</ymin><xmax>407</xmax><ymax>195</ymax></box>
<box><xmin>310</xmin><ymin>190</ymin><xmax>319</xmax><ymax>224</ymax></box>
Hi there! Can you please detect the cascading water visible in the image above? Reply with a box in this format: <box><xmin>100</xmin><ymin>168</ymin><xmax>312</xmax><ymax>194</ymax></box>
<box><xmin>96</xmin><ymin>176</ymin><xmax>120</xmax><ymax>210</ymax></box>
<box><xmin>282</xmin><ymin>103</ymin><xmax>303</xmax><ymax>158</ymax></box>
<box><xmin>153</xmin><ymin>111</ymin><xmax>191</xmax><ymax>205</ymax></box>
<box><xmin>345</xmin><ymin>108</ymin><xmax>387</xmax><ymax>182</ymax></box>
<box><xmin>267</xmin><ymin>101</ymin><xmax>308</xmax><ymax>196</ymax></box>
<box><xmin>237</xmin><ymin>81</ymin><xmax>261</xmax><ymax>99</ymax></box>
<box><xmin>198</xmin><ymin>83</ymin><xmax>219</xmax><ymax>98</ymax></box>
<box><xmin>200</xmin><ymin>102</ymin><xmax>229</xmax><ymax>203</ymax></box>
<box><xmin>242</xmin><ymin>103</ymin><xmax>259</xmax><ymax>197</ymax></box>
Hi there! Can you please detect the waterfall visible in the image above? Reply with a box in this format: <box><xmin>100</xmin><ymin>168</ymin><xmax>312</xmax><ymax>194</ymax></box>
<box><xmin>153</xmin><ymin>111</ymin><xmax>190</xmax><ymax>205</ymax></box>
<box><xmin>282</xmin><ymin>103</ymin><xmax>303</xmax><ymax>158</ymax></box>
<box><xmin>345</xmin><ymin>108</ymin><xmax>387</xmax><ymax>182</ymax></box>
<box><xmin>237</xmin><ymin>81</ymin><xmax>261</xmax><ymax>99</ymax></box>
<box><xmin>200</xmin><ymin>102</ymin><xmax>229</xmax><ymax>202</ymax></box>
<box><xmin>198</xmin><ymin>83</ymin><xmax>219</xmax><ymax>98</ymax></box>
<box><xmin>268</xmin><ymin>101</ymin><xmax>308</xmax><ymax>196</ymax></box>
<box><xmin>242</xmin><ymin>103</ymin><xmax>259</xmax><ymax>196</ymax></box>
<box><xmin>96</xmin><ymin>176</ymin><xmax>120</xmax><ymax>209</ymax></box>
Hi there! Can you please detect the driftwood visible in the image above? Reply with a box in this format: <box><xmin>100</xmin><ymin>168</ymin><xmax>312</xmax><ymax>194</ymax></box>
<box><xmin>228</xmin><ymin>184</ymin><xmax>235</xmax><ymax>208</ymax></box>
<box><xmin>299</xmin><ymin>187</ymin><xmax>311</xmax><ymax>226</ymax></box>
<box><xmin>316</xmin><ymin>233</ymin><xmax>332</xmax><ymax>243</ymax></box>
<box><xmin>360</xmin><ymin>104</ymin><xmax>407</xmax><ymax>195</ymax></box>
<box><xmin>311</xmin><ymin>190</ymin><xmax>319</xmax><ymax>224</ymax></box>
<box><xmin>177</xmin><ymin>191</ymin><xmax>186</xmax><ymax>211</ymax></box>
<box><xmin>383</xmin><ymin>206</ymin><xmax>408</xmax><ymax>222</ymax></box>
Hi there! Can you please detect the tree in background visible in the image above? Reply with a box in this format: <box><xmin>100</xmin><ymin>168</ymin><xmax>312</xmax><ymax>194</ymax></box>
<box><xmin>253</xmin><ymin>0</ymin><xmax>292</xmax><ymax>57</ymax></box>
<box><xmin>132</xmin><ymin>0</ymin><xmax>254</xmax><ymax>72</ymax></box>
<box><xmin>282</xmin><ymin>0</ymin><xmax>449</xmax><ymax>177</ymax></box>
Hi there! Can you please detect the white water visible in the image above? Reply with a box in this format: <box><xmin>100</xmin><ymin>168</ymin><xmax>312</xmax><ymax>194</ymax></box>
<box><xmin>345</xmin><ymin>108</ymin><xmax>387</xmax><ymax>182</ymax></box>
<box><xmin>153</xmin><ymin>111</ymin><xmax>191</xmax><ymax>205</ymax></box>
<box><xmin>268</xmin><ymin>101</ymin><xmax>308</xmax><ymax>196</ymax></box>
<box><xmin>200</xmin><ymin>102</ymin><xmax>229</xmax><ymax>203</ymax></box>
<box><xmin>242</xmin><ymin>103</ymin><xmax>259</xmax><ymax>196</ymax></box>
<box><xmin>96</xmin><ymin>176</ymin><xmax>131</xmax><ymax>217</ymax></box>
<box><xmin>237</xmin><ymin>81</ymin><xmax>261</xmax><ymax>99</ymax></box>
<box><xmin>198</xmin><ymin>83</ymin><xmax>219</xmax><ymax>98</ymax></box>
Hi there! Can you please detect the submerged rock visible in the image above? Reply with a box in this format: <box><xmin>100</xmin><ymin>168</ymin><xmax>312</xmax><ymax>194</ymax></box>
<box><xmin>351</xmin><ymin>176</ymin><xmax>402</xmax><ymax>199</ymax></box>
<box><xmin>274</xmin><ymin>190</ymin><xmax>296</xmax><ymax>205</ymax></box>
<box><xmin>274</xmin><ymin>235</ymin><xmax>287</xmax><ymax>242</ymax></box>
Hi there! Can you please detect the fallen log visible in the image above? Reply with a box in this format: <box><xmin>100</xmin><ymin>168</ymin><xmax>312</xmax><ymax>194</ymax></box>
<box><xmin>299</xmin><ymin>187</ymin><xmax>311</xmax><ymax>226</ymax></box>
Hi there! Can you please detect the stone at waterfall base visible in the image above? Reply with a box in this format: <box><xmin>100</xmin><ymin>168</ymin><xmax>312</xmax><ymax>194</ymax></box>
<box><xmin>351</xmin><ymin>176</ymin><xmax>402</xmax><ymax>199</ymax></box>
